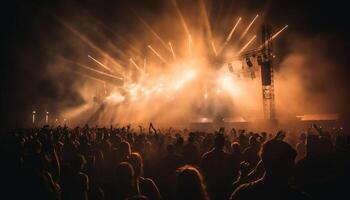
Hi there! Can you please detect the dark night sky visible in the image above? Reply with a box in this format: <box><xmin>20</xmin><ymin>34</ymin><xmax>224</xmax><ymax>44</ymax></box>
<box><xmin>1</xmin><ymin>0</ymin><xmax>349</xmax><ymax>128</ymax></box>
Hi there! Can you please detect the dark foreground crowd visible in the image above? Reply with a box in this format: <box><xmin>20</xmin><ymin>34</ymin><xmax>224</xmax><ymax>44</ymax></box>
<box><xmin>1</xmin><ymin>123</ymin><xmax>349</xmax><ymax>200</ymax></box>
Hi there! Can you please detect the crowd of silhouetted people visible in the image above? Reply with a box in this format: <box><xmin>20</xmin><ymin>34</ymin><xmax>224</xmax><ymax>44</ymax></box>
<box><xmin>1</xmin><ymin>123</ymin><xmax>349</xmax><ymax>200</ymax></box>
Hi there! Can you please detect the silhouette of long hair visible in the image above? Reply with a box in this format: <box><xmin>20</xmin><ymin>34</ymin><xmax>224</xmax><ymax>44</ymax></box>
<box><xmin>175</xmin><ymin>165</ymin><xmax>210</xmax><ymax>200</ymax></box>
<box><xmin>129</xmin><ymin>152</ymin><xmax>144</xmax><ymax>178</ymax></box>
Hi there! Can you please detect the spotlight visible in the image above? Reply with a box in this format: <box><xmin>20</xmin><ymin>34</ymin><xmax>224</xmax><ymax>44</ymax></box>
<box><xmin>246</xmin><ymin>57</ymin><xmax>253</xmax><ymax>68</ymax></box>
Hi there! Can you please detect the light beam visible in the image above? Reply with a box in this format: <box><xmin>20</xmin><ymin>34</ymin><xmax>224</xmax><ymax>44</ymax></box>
<box><xmin>59</xmin><ymin>20</ymin><xmax>126</xmax><ymax>73</ymax></box>
<box><xmin>88</xmin><ymin>55</ymin><xmax>113</xmax><ymax>72</ymax></box>
<box><xmin>237</xmin><ymin>35</ymin><xmax>257</xmax><ymax>55</ymax></box>
<box><xmin>131</xmin><ymin>8</ymin><xmax>170</xmax><ymax>52</ymax></box>
<box><xmin>171</xmin><ymin>0</ymin><xmax>191</xmax><ymax>36</ymax></box>
<box><xmin>221</xmin><ymin>17</ymin><xmax>242</xmax><ymax>52</ymax></box>
<box><xmin>148</xmin><ymin>45</ymin><xmax>169</xmax><ymax>65</ymax></box>
<box><xmin>188</xmin><ymin>35</ymin><xmax>192</xmax><ymax>57</ymax></box>
<box><xmin>211</xmin><ymin>41</ymin><xmax>218</xmax><ymax>56</ymax></box>
<box><xmin>169</xmin><ymin>42</ymin><xmax>177</xmax><ymax>60</ymax></box>
<box><xmin>259</xmin><ymin>25</ymin><xmax>289</xmax><ymax>48</ymax></box>
<box><xmin>239</xmin><ymin>14</ymin><xmax>259</xmax><ymax>41</ymax></box>
<box><xmin>130</xmin><ymin>58</ymin><xmax>143</xmax><ymax>72</ymax></box>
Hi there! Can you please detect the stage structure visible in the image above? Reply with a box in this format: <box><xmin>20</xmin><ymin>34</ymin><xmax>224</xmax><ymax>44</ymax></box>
<box><xmin>77</xmin><ymin>23</ymin><xmax>282</xmax><ymax>124</ymax></box>
<box><xmin>225</xmin><ymin>24</ymin><xmax>276</xmax><ymax>121</ymax></box>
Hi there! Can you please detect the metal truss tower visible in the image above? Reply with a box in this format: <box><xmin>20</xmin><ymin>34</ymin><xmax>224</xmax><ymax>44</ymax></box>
<box><xmin>261</xmin><ymin>24</ymin><xmax>276</xmax><ymax>121</ymax></box>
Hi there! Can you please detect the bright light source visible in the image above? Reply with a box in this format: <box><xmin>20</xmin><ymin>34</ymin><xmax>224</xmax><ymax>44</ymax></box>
<box><xmin>107</xmin><ymin>93</ymin><xmax>125</xmax><ymax>103</ymax></box>
<box><xmin>204</xmin><ymin>93</ymin><xmax>208</xmax><ymax>99</ymax></box>
<box><xmin>184</xmin><ymin>69</ymin><xmax>197</xmax><ymax>80</ymax></box>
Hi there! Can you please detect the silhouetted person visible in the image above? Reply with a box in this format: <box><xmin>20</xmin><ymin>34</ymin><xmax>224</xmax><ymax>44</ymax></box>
<box><xmin>23</xmin><ymin>153</ymin><xmax>60</xmax><ymax>200</ymax></box>
<box><xmin>294</xmin><ymin>134</ymin><xmax>336</xmax><ymax>200</ymax></box>
<box><xmin>296</xmin><ymin>133</ymin><xmax>307</xmax><ymax>161</ymax></box>
<box><xmin>113</xmin><ymin>162</ymin><xmax>139</xmax><ymax>200</ymax></box>
<box><xmin>129</xmin><ymin>152</ymin><xmax>162</xmax><ymax>200</ymax></box>
<box><xmin>116</xmin><ymin>141</ymin><xmax>132</xmax><ymax>164</ymax></box>
<box><xmin>230</xmin><ymin>142</ymin><xmax>243</xmax><ymax>163</ymax></box>
<box><xmin>242</xmin><ymin>134</ymin><xmax>261</xmax><ymax>171</ymax></box>
<box><xmin>183</xmin><ymin>135</ymin><xmax>200</xmax><ymax>165</ymax></box>
<box><xmin>230</xmin><ymin>140</ymin><xmax>309</xmax><ymax>200</ymax></box>
<box><xmin>175</xmin><ymin>165</ymin><xmax>209</xmax><ymax>200</ymax></box>
<box><xmin>158</xmin><ymin>144</ymin><xmax>184</xmax><ymax>200</ymax></box>
<box><xmin>174</xmin><ymin>136</ymin><xmax>184</xmax><ymax>155</ymax></box>
<box><xmin>201</xmin><ymin>133</ymin><xmax>235</xmax><ymax>200</ymax></box>
<box><xmin>61</xmin><ymin>153</ymin><xmax>89</xmax><ymax>200</ymax></box>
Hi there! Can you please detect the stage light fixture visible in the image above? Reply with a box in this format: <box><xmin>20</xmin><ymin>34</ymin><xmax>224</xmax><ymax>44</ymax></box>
<box><xmin>257</xmin><ymin>55</ymin><xmax>262</xmax><ymax>65</ymax></box>
<box><xmin>246</xmin><ymin>57</ymin><xmax>253</xmax><ymax>68</ymax></box>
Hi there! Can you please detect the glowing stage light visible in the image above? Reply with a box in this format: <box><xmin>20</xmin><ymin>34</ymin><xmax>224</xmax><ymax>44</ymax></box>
<box><xmin>171</xmin><ymin>68</ymin><xmax>197</xmax><ymax>90</ymax></box>
<box><xmin>32</xmin><ymin>110</ymin><xmax>36</xmax><ymax>124</ymax></box>
<box><xmin>45</xmin><ymin>111</ymin><xmax>49</xmax><ymax>124</ymax></box>
<box><xmin>184</xmin><ymin>69</ymin><xmax>197</xmax><ymax>80</ymax></box>
<box><xmin>239</xmin><ymin>14</ymin><xmax>259</xmax><ymax>41</ymax></box>
<box><xmin>107</xmin><ymin>93</ymin><xmax>125</xmax><ymax>103</ymax></box>
<box><xmin>143</xmin><ymin>89</ymin><xmax>151</xmax><ymax>96</ymax></box>
<box><xmin>218</xmin><ymin>74</ymin><xmax>241</xmax><ymax>96</ymax></box>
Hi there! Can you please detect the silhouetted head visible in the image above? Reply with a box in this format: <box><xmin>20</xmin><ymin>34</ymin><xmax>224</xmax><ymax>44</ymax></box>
<box><xmin>129</xmin><ymin>152</ymin><xmax>144</xmax><ymax>178</ymax></box>
<box><xmin>71</xmin><ymin>154</ymin><xmax>86</xmax><ymax>172</ymax></box>
<box><xmin>176</xmin><ymin>137</ymin><xmax>184</xmax><ymax>145</ymax></box>
<box><xmin>175</xmin><ymin>165</ymin><xmax>209</xmax><ymax>200</ymax></box>
<box><xmin>115</xmin><ymin>162</ymin><xmax>135</xmax><ymax>187</ymax></box>
<box><xmin>261</xmin><ymin>140</ymin><xmax>296</xmax><ymax>181</ymax></box>
<box><xmin>214</xmin><ymin>133</ymin><xmax>225</xmax><ymax>149</ymax></box>
<box><xmin>231</xmin><ymin>142</ymin><xmax>241</xmax><ymax>154</ymax></box>
<box><xmin>119</xmin><ymin>141</ymin><xmax>131</xmax><ymax>158</ymax></box>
